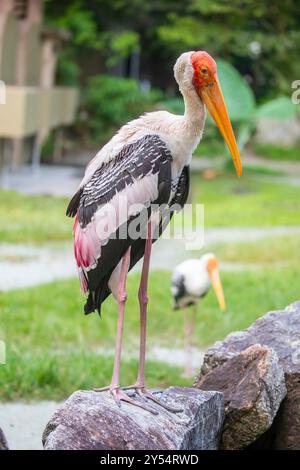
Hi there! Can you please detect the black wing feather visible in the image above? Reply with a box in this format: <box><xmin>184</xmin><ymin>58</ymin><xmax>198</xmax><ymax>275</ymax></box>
<box><xmin>67</xmin><ymin>135</ymin><xmax>174</xmax><ymax>315</ymax></box>
<box><xmin>170</xmin><ymin>165</ymin><xmax>190</xmax><ymax>208</ymax></box>
<box><xmin>66</xmin><ymin>187</ymin><xmax>83</xmax><ymax>217</ymax></box>
<box><xmin>84</xmin><ymin>164</ymin><xmax>190</xmax><ymax>315</ymax></box>
<box><xmin>67</xmin><ymin>137</ymin><xmax>190</xmax><ymax>316</ymax></box>
<box><xmin>128</xmin><ymin>166</ymin><xmax>190</xmax><ymax>286</ymax></box>
<box><xmin>78</xmin><ymin>135</ymin><xmax>172</xmax><ymax>228</ymax></box>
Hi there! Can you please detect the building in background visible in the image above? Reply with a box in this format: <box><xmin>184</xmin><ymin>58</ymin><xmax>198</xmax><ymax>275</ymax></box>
<box><xmin>0</xmin><ymin>0</ymin><xmax>78</xmax><ymax>169</ymax></box>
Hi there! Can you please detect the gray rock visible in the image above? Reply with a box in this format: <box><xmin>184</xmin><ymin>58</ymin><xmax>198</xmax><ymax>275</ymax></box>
<box><xmin>43</xmin><ymin>387</ymin><xmax>224</xmax><ymax>450</ymax></box>
<box><xmin>0</xmin><ymin>427</ymin><xmax>9</xmax><ymax>450</ymax></box>
<box><xmin>201</xmin><ymin>301</ymin><xmax>300</xmax><ymax>449</ymax></box>
<box><xmin>195</xmin><ymin>344</ymin><xmax>286</xmax><ymax>449</ymax></box>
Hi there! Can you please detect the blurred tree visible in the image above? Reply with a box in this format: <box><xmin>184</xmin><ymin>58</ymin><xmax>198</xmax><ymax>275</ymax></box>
<box><xmin>45</xmin><ymin>0</ymin><xmax>300</xmax><ymax>99</ymax></box>
<box><xmin>157</xmin><ymin>0</ymin><xmax>300</xmax><ymax>99</ymax></box>
<box><xmin>43</xmin><ymin>0</ymin><xmax>300</xmax><ymax>161</ymax></box>
<box><xmin>45</xmin><ymin>0</ymin><xmax>144</xmax><ymax>84</ymax></box>
<box><xmin>83</xmin><ymin>75</ymin><xmax>162</xmax><ymax>145</ymax></box>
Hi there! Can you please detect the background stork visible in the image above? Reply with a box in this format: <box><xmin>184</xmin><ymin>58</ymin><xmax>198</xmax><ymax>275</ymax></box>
<box><xmin>171</xmin><ymin>253</ymin><xmax>225</xmax><ymax>376</ymax></box>
<box><xmin>67</xmin><ymin>50</ymin><xmax>242</xmax><ymax>413</ymax></box>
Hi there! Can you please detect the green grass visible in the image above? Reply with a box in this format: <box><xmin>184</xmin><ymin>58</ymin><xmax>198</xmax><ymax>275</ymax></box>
<box><xmin>211</xmin><ymin>234</ymin><xmax>300</xmax><ymax>265</ymax></box>
<box><xmin>1</xmin><ymin>168</ymin><xmax>300</xmax><ymax>245</ymax></box>
<box><xmin>233</xmin><ymin>164</ymin><xmax>283</xmax><ymax>177</ymax></box>
<box><xmin>0</xmin><ymin>190</ymin><xmax>71</xmax><ymax>244</ymax></box>
<box><xmin>254</xmin><ymin>143</ymin><xmax>300</xmax><ymax>161</ymax></box>
<box><xmin>194</xmin><ymin>140</ymin><xmax>225</xmax><ymax>158</ymax></box>
<box><xmin>1</xmin><ymin>154</ymin><xmax>300</xmax><ymax>402</ymax></box>
<box><xmin>0</xmin><ymin>353</ymin><xmax>188</xmax><ymax>401</ymax></box>
<box><xmin>1</xmin><ymin>267</ymin><xmax>299</xmax><ymax>400</ymax></box>
<box><xmin>188</xmin><ymin>172</ymin><xmax>300</xmax><ymax>226</ymax></box>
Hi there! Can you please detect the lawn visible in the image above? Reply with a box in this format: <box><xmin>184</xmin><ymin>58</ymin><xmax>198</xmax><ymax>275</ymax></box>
<box><xmin>210</xmin><ymin>234</ymin><xmax>300</xmax><ymax>265</ymax></box>
<box><xmin>1</xmin><ymin>171</ymin><xmax>300</xmax><ymax>246</ymax></box>
<box><xmin>254</xmin><ymin>143</ymin><xmax>300</xmax><ymax>161</ymax></box>
<box><xmin>1</xmin><ymin>166</ymin><xmax>300</xmax><ymax>401</ymax></box>
<box><xmin>189</xmin><ymin>172</ymin><xmax>300</xmax><ymax>227</ymax></box>
<box><xmin>1</xmin><ymin>266</ymin><xmax>299</xmax><ymax>400</ymax></box>
<box><xmin>0</xmin><ymin>190</ymin><xmax>71</xmax><ymax>244</ymax></box>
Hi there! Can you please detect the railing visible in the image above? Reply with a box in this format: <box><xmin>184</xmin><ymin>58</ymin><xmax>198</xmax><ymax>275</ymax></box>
<box><xmin>0</xmin><ymin>86</ymin><xmax>79</xmax><ymax>138</ymax></box>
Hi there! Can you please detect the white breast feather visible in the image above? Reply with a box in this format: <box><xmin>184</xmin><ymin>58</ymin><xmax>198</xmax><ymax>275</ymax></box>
<box><xmin>173</xmin><ymin>259</ymin><xmax>211</xmax><ymax>298</ymax></box>
<box><xmin>79</xmin><ymin>52</ymin><xmax>206</xmax><ymax>188</ymax></box>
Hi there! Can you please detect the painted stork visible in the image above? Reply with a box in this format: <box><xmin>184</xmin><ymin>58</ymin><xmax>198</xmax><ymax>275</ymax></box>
<box><xmin>171</xmin><ymin>253</ymin><xmax>225</xmax><ymax>376</ymax></box>
<box><xmin>67</xmin><ymin>51</ymin><xmax>242</xmax><ymax>413</ymax></box>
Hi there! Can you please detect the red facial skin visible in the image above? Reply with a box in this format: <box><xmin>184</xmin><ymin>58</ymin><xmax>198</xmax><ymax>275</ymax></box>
<box><xmin>190</xmin><ymin>50</ymin><xmax>243</xmax><ymax>178</ymax></box>
<box><xmin>191</xmin><ymin>51</ymin><xmax>217</xmax><ymax>91</ymax></box>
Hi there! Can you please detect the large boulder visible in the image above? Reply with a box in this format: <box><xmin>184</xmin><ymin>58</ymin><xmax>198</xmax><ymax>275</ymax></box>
<box><xmin>43</xmin><ymin>387</ymin><xmax>224</xmax><ymax>450</ymax></box>
<box><xmin>200</xmin><ymin>301</ymin><xmax>300</xmax><ymax>449</ymax></box>
<box><xmin>0</xmin><ymin>427</ymin><xmax>8</xmax><ymax>450</ymax></box>
<box><xmin>195</xmin><ymin>344</ymin><xmax>286</xmax><ymax>449</ymax></box>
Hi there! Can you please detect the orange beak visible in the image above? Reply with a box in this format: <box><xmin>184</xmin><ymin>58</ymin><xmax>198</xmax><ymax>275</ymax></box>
<box><xmin>200</xmin><ymin>74</ymin><xmax>242</xmax><ymax>177</ymax></box>
<box><xmin>208</xmin><ymin>265</ymin><xmax>226</xmax><ymax>311</ymax></box>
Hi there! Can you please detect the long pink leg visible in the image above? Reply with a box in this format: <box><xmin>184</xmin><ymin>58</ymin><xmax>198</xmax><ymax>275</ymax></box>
<box><xmin>136</xmin><ymin>221</ymin><xmax>152</xmax><ymax>387</ymax></box>
<box><xmin>124</xmin><ymin>222</ymin><xmax>182</xmax><ymax>413</ymax></box>
<box><xmin>95</xmin><ymin>247</ymin><xmax>131</xmax><ymax>394</ymax></box>
<box><xmin>95</xmin><ymin>246</ymin><xmax>156</xmax><ymax>413</ymax></box>
<box><xmin>110</xmin><ymin>246</ymin><xmax>132</xmax><ymax>390</ymax></box>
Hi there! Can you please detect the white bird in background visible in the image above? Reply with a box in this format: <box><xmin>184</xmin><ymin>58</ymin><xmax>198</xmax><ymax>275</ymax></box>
<box><xmin>171</xmin><ymin>253</ymin><xmax>225</xmax><ymax>376</ymax></box>
<box><xmin>67</xmin><ymin>50</ymin><xmax>241</xmax><ymax>413</ymax></box>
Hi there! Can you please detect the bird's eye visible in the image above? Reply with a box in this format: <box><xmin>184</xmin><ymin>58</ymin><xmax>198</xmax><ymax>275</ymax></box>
<box><xmin>201</xmin><ymin>68</ymin><xmax>208</xmax><ymax>75</ymax></box>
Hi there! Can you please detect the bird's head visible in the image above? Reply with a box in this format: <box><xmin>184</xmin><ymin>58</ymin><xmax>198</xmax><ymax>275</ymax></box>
<box><xmin>174</xmin><ymin>51</ymin><xmax>242</xmax><ymax>177</ymax></box>
<box><xmin>202</xmin><ymin>253</ymin><xmax>226</xmax><ymax>311</ymax></box>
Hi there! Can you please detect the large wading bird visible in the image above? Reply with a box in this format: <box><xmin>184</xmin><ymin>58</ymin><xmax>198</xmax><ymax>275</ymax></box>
<box><xmin>171</xmin><ymin>253</ymin><xmax>225</xmax><ymax>376</ymax></box>
<box><xmin>67</xmin><ymin>51</ymin><xmax>242</xmax><ymax>413</ymax></box>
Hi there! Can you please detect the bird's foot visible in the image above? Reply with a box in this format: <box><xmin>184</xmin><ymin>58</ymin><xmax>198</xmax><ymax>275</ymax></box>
<box><xmin>94</xmin><ymin>385</ymin><xmax>158</xmax><ymax>415</ymax></box>
<box><xmin>123</xmin><ymin>385</ymin><xmax>183</xmax><ymax>413</ymax></box>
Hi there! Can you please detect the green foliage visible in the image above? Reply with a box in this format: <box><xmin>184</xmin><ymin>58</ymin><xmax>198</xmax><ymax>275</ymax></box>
<box><xmin>194</xmin><ymin>138</ymin><xmax>225</xmax><ymax>158</ymax></box>
<box><xmin>56</xmin><ymin>50</ymin><xmax>81</xmax><ymax>86</ymax></box>
<box><xmin>216</xmin><ymin>60</ymin><xmax>297</xmax><ymax>125</ymax></box>
<box><xmin>163</xmin><ymin>97</ymin><xmax>184</xmax><ymax>115</ymax></box>
<box><xmin>45</xmin><ymin>0</ymin><xmax>300</xmax><ymax>151</ymax></box>
<box><xmin>45</xmin><ymin>1</ymin><xmax>141</xmax><ymax>74</ymax></box>
<box><xmin>83</xmin><ymin>75</ymin><xmax>162</xmax><ymax>144</ymax></box>
<box><xmin>45</xmin><ymin>0</ymin><xmax>300</xmax><ymax>99</ymax></box>
<box><xmin>156</xmin><ymin>0</ymin><xmax>300</xmax><ymax>98</ymax></box>
<box><xmin>210</xmin><ymin>60</ymin><xmax>297</xmax><ymax>151</ymax></box>
<box><xmin>105</xmin><ymin>31</ymin><xmax>140</xmax><ymax>67</ymax></box>
<box><xmin>255</xmin><ymin>97</ymin><xmax>298</xmax><ymax>120</ymax></box>
<box><xmin>40</xmin><ymin>132</ymin><xmax>55</xmax><ymax>160</ymax></box>
<box><xmin>46</xmin><ymin>1</ymin><xmax>102</xmax><ymax>49</ymax></box>
<box><xmin>254</xmin><ymin>143</ymin><xmax>300</xmax><ymax>161</ymax></box>
<box><xmin>217</xmin><ymin>60</ymin><xmax>256</xmax><ymax>122</ymax></box>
